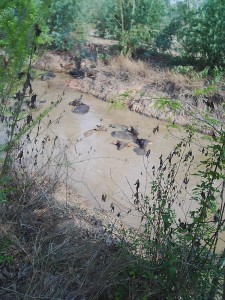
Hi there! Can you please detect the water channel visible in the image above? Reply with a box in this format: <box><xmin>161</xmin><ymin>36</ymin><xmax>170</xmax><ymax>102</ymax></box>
<box><xmin>18</xmin><ymin>73</ymin><xmax>212</xmax><ymax>229</ymax></box>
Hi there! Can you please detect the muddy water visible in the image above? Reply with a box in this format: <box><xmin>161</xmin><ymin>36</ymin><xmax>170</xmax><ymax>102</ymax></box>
<box><xmin>21</xmin><ymin>74</ymin><xmax>207</xmax><ymax>228</ymax></box>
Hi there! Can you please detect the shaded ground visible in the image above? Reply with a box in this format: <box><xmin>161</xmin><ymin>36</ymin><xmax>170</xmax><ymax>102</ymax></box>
<box><xmin>0</xmin><ymin>174</ymin><xmax>130</xmax><ymax>300</ymax></box>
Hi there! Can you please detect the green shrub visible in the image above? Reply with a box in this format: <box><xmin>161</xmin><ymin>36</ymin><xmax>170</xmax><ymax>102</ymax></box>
<box><xmin>47</xmin><ymin>0</ymin><xmax>86</xmax><ymax>50</ymax></box>
<box><xmin>94</xmin><ymin>0</ymin><xmax>167</xmax><ymax>56</ymax></box>
<box><xmin>156</xmin><ymin>0</ymin><xmax>225</xmax><ymax>68</ymax></box>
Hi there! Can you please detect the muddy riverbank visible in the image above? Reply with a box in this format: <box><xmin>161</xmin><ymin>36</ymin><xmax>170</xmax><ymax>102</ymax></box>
<box><xmin>15</xmin><ymin>72</ymin><xmax>224</xmax><ymax>253</ymax></box>
<box><xmin>34</xmin><ymin>45</ymin><xmax>225</xmax><ymax>132</ymax></box>
<box><xmin>1</xmin><ymin>49</ymin><xmax>224</xmax><ymax>300</ymax></box>
<box><xmin>18</xmin><ymin>73</ymin><xmax>209</xmax><ymax>229</ymax></box>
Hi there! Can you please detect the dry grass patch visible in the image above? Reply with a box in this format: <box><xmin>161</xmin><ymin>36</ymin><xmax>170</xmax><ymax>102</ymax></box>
<box><xmin>108</xmin><ymin>55</ymin><xmax>197</xmax><ymax>90</ymax></box>
<box><xmin>109</xmin><ymin>56</ymin><xmax>150</xmax><ymax>78</ymax></box>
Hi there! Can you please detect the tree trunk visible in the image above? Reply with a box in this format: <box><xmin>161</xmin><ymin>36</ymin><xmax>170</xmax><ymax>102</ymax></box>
<box><xmin>119</xmin><ymin>0</ymin><xmax>124</xmax><ymax>32</ymax></box>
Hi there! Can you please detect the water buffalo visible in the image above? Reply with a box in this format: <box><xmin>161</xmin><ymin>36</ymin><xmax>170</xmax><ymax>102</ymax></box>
<box><xmin>40</xmin><ymin>71</ymin><xmax>56</xmax><ymax>81</ymax></box>
<box><xmin>69</xmin><ymin>95</ymin><xmax>89</xmax><ymax>114</ymax></box>
<box><xmin>111</xmin><ymin>131</ymin><xmax>135</xmax><ymax>140</ymax></box>
<box><xmin>73</xmin><ymin>103</ymin><xmax>89</xmax><ymax>114</ymax></box>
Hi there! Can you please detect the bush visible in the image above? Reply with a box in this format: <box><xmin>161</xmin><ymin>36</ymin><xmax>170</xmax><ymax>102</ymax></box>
<box><xmin>156</xmin><ymin>0</ymin><xmax>225</xmax><ymax>67</ymax></box>
<box><xmin>47</xmin><ymin>0</ymin><xmax>84</xmax><ymax>50</ymax></box>
<box><xmin>94</xmin><ymin>0</ymin><xmax>167</xmax><ymax>56</ymax></box>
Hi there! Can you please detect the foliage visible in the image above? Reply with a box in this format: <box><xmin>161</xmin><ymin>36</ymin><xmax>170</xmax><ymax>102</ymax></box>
<box><xmin>0</xmin><ymin>1</ymin><xmax>55</xmax><ymax>185</ymax></box>
<box><xmin>181</xmin><ymin>0</ymin><xmax>225</xmax><ymax>67</ymax></box>
<box><xmin>0</xmin><ymin>0</ymin><xmax>32</xmax><ymax>166</ymax></box>
<box><xmin>108</xmin><ymin>85</ymin><xmax>225</xmax><ymax>298</ymax></box>
<box><xmin>0</xmin><ymin>0</ymin><xmax>47</xmax><ymax>102</ymax></box>
<box><xmin>47</xmin><ymin>0</ymin><xmax>86</xmax><ymax>50</ymax></box>
<box><xmin>157</xmin><ymin>0</ymin><xmax>225</xmax><ymax>67</ymax></box>
<box><xmin>173</xmin><ymin>65</ymin><xmax>225</xmax><ymax>88</ymax></box>
<box><xmin>94</xmin><ymin>0</ymin><xmax>167</xmax><ymax>56</ymax></box>
<box><xmin>108</xmin><ymin>90</ymin><xmax>133</xmax><ymax>111</ymax></box>
<box><xmin>155</xmin><ymin>97</ymin><xmax>181</xmax><ymax>111</ymax></box>
<box><xmin>155</xmin><ymin>0</ymin><xmax>190</xmax><ymax>53</ymax></box>
<box><xmin>0</xmin><ymin>1</ymin><xmax>62</xmax><ymax>275</ymax></box>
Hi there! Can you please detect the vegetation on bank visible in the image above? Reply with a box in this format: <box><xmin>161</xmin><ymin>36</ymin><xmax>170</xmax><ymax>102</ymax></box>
<box><xmin>44</xmin><ymin>0</ymin><xmax>225</xmax><ymax>69</ymax></box>
<box><xmin>0</xmin><ymin>0</ymin><xmax>225</xmax><ymax>299</ymax></box>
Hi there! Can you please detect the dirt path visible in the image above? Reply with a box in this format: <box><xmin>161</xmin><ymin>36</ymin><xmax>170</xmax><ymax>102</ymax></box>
<box><xmin>88</xmin><ymin>30</ymin><xmax>119</xmax><ymax>46</ymax></box>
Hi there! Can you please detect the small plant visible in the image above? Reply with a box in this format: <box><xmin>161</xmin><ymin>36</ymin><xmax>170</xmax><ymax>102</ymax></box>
<box><xmin>209</xmin><ymin>66</ymin><xmax>225</xmax><ymax>85</ymax></box>
<box><xmin>173</xmin><ymin>65</ymin><xmax>210</xmax><ymax>80</ymax></box>
<box><xmin>0</xmin><ymin>237</ymin><xmax>13</xmax><ymax>265</ymax></box>
<box><xmin>97</xmin><ymin>53</ymin><xmax>111</xmax><ymax>64</ymax></box>
<box><xmin>173</xmin><ymin>65</ymin><xmax>195</xmax><ymax>76</ymax></box>
<box><xmin>155</xmin><ymin>97</ymin><xmax>181</xmax><ymax>111</ymax></box>
<box><xmin>173</xmin><ymin>65</ymin><xmax>225</xmax><ymax>87</ymax></box>
<box><xmin>108</xmin><ymin>90</ymin><xmax>133</xmax><ymax>111</ymax></box>
<box><xmin>108</xmin><ymin>99</ymin><xmax>126</xmax><ymax>111</ymax></box>
<box><xmin>193</xmin><ymin>85</ymin><xmax>217</xmax><ymax>97</ymax></box>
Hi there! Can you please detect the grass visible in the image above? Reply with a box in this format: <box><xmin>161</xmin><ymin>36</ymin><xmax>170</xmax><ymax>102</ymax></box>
<box><xmin>109</xmin><ymin>56</ymin><xmax>150</xmax><ymax>78</ymax></box>
<box><xmin>107</xmin><ymin>55</ymin><xmax>192</xmax><ymax>88</ymax></box>
<box><xmin>0</xmin><ymin>172</ymin><xmax>130</xmax><ymax>299</ymax></box>
<box><xmin>0</xmin><ymin>85</ymin><xmax>134</xmax><ymax>299</ymax></box>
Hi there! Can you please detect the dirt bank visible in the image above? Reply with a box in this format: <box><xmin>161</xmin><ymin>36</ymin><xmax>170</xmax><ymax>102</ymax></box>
<box><xmin>34</xmin><ymin>44</ymin><xmax>225</xmax><ymax>130</ymax></box>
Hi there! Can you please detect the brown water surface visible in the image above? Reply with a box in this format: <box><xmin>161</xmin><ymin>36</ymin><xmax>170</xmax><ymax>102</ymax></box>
<box><xmin>20</xmin><ymin>74</ymin><xmax>211</xmax><ymax>228</ymax></box>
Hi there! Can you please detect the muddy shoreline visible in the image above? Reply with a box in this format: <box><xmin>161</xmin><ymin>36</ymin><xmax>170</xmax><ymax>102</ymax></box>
<box><xmin>34</xmin><ymin>46</ymin><xmax>224</xmax><ymax>132</ymax></box>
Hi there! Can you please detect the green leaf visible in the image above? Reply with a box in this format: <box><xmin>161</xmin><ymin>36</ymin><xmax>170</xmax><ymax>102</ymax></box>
<box><xmin>129</xmin><ymin>270</ymin><xmax>136</xmax><ymax>278</ymax></box>
<box><xmin>155</xmin><ymin>98</ymin><xmax>181</xmax><ymax>111</ymax></box>
<box><xmin>0</xmin><ymin>190</ymin><xmax>7</xmax><ymax>204</ymax></box>
<box><xmin>204</xmin><ymin>114</ymin><xmax>219</xmax><ymax>125</ymax></box>
<box><xmin>223</xmin><ymin>146</ymin><xmax>225</xmax><ymax>158</ymax></box>
<box><xmin>168</xmin><ymin>266</ymin><xmax>176</xmax><ymax>281</ymax></box>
